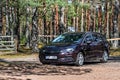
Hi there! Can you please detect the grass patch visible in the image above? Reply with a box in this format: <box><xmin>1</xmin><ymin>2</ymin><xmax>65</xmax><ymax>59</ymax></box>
<box><xmin>0</xmin><ymin>53</ymin><xmax>38</xmax><ymax>59</ymax></box>
<box><xmin>0</xmin><ymin>45</ymin><xmax>39</xmax><ymax>59</ymax></box>
<box><xmin>110</xmin><ymin>48</ymin><xmax>120</xmax><ymax>56</ymax></box>
<box><xmin>0</xmin><ymin>62</ymin><xmax>9</xmax><ymax>66</ymax></box>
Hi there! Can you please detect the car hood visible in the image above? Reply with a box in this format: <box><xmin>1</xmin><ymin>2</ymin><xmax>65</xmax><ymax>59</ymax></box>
<box><xmin>41</xmin><ymin>42</ymin><xmax>77</xmax><ymax>52</ymax></box>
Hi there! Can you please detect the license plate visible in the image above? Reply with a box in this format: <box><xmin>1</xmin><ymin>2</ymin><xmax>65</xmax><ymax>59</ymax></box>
<box><xmin>45</xmin><ymin>56</ymin><xmax>57</xmax><ymax>59</ymax></box>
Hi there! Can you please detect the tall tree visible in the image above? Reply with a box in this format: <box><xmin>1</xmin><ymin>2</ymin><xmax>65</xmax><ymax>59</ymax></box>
<box><xmin>5</xmin><ymin>0</ymin><xmax>10</xmax><ymax>35</ymax></box>
<box><xmin>59</xmin><ymin>7</ymin><xmax>65</xmax><ymax>34</ymax></box>
<box><xmin>0</xmin><ymin>7</ymin><xmax>2</xmax><ymax>35</ymax></box>
<box><xmin>31</xmin><ymin>7</ymin><xmax>39</xmax><ymax>52</ymax></box>
<box><xmin>81</xmin><ymin>0</ymin><xmax>84</xmax><ymax>32</ymax></box>
<box><xmin>112</xmin><ymin>0</ymin><xmax>120</xmax><ymax>48</ymax></box>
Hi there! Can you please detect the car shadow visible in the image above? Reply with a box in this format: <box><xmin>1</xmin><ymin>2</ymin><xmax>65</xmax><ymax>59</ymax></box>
<box><xmin>53</xmin><ymin>56</ymin><xmax>120</xmax><ymax>66</ymax></box>
<box><xmin>0</xmin><ymin>56</ymin><xmax>119</xmax><ymax>76</ymax></box>
<box><xmin>109</xmin><ymin>56</ymin><xmax>120</xmax><ymax>62</ymax></box>
<box><xmin>0</xmin><ymin>59</ymin><xmax>92</xmax><ymax>76</ymax></box>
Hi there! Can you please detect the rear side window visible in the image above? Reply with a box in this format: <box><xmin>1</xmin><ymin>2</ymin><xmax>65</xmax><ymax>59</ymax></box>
<box><xmin>92</xmin><ymin>34</ymin><xmax>102</xmax><ymax>42</ymax></box>
<box><xmin>83</xmin><ymin>34</ymin><xmax>93</xmax><ymax>43</ymax></box>
<box><xmin>101</xmin><ymin>35</ymin><xmax>107</xmax><ymax>41</ymax></box>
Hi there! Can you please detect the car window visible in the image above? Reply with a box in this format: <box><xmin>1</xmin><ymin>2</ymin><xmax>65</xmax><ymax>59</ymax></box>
<box><xmin>101</xmin><ymin>34</ymin><xmax>107</xmax><ymax>41</ymax></box>
<box><xmin>92</xmin><ymin>34</ymin><xmax>102</xmax><ymax>42</ymax></box>
<box><xmin>52</xmin><ymin>33</ymin><xmax>83</xmax><ymax>43</ymax></box>
<box><xmin>97</xmin><ymin>34</ymin><xmax>103</xmax><ymax>42</ymax></box>
<box><xmin>84</xmin><ymin>34</ymin><xmax>93</xmax><ymax>43</ymax></box>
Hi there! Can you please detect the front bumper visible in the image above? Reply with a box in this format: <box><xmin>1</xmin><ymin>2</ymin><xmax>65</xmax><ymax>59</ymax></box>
<box><xmin>39</xmin><ymin>54</ymin><xmax>75</xmax><ymax>64</ymax></box>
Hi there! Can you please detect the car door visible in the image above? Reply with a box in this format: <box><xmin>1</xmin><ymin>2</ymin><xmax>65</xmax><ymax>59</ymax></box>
<box><xmin>92</xmin><ymin>33</ymin><xmax>104</xmax><ymax>57</ymax></box>
<box><xmin>82</xmin><ymin>34</ymin><xmax>95</xmax><ymax>59</ymax></box>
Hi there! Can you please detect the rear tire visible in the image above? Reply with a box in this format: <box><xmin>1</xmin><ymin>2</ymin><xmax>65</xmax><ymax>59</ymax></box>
<box><xmin>100</xmin><ymin>50</ymin><xmax>109</xmax><ymax>63</ymax></box>
<box><xmin>75</xmin><ymin>52</ymin><xmax>84</xmax><ymax>66</ymax></box>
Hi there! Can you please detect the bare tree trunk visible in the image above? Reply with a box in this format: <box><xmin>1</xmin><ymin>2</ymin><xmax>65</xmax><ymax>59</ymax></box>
<box><xmin>60</xmin><ymin>7</ymin><xmax>65</xmax><ymax>34</ymax></box>
<box><xmin>9</xmin><ymin>7</ymin><xmax>14</xmax><ymax>36</ymax></box>
<box><xmin>64</xmin><ymin>8</ymin><xmax>67</xmax><ymax>32</ymax></box>
<box><xmin>81</xmin><ymin>0</ymin><xmax>84</xmax><ymax>32</ymax></box>
<box><xmin>43</xmin><ymin>2</ymin><xmax>47</xmax><ymax>43</ymax></box>
<box><xmin>16</xmin><ymin>1</ymin><xmax>20</xmax><ymax>50</ymax></box>
<box><xmin>25</xmin><ymin>7</ymin><xmax>31</xmax><ymax>48</ymax></box>
<box><xmin>55</xmin><ymin>5</ymin><xmax>59</xmax><ymax>35</ymax></box>
<box><xmin>93</xmin><ymin>10</ymin><xmax>96</xmax><ymax>32</ymax></box>
<box><xmin>109</xmin><ymin>5</ymin><xmax>113</xmax><ymax>39</ymax></box>
<box><xmin>73</xmin><ymin>17</ymin><xmax>75</xmax><ymax>30</ymax></box>
<box><xmin>31</xmin><ymin>7</ymin><xmax>39</xmax><ymax>52</ymax></box>
<box><xmin>118</xmin><ymin>0</ymin><xmax>120</xmax><ymax>46</ymax></box>
<box><xmin>98</xmin><ymin>6</ymin><xmax>102</xmax><ymax>33</ymax></box>
<box><xmin>86</xmin><ymin>9</ymin><xmax>90</xmax><ymax>31</ymax></box>
<box><xmin>76</xmin><ymin>16</ymin><xmax>79</xmax><ymax>32</ymax></box>
<box><xmin>75</xmin><ymin>0</ymin><xmax>79</xmax><ymax>32</ymax></box>
<box><xmin>0</xmin><ymin>7</ymin><xmax>2</xmax><ymax>35</ymax></box>
<box><xmin>5</xmin><ymin>0</ymin><xmax>9</xmax><ymax>35</ymax></box>
<box><xmin>112</xmin><ymin>0</ymin><xmax>119</xmax><ymax>48</ymax></box>
<box><xmin>89</xmin><ymin>0</ymin><xmax>94</xmax><ymax>32</ymax></box>
<box><xmin>2</xmin><ymin>7</ymin><xmax>6</xmax><ymax>36</ymax></box>
<box><xmin>52</xmin><ymin>8</ymin><xmax>55</xmax><ymax>39</ymax></box>
<box><xmin>106</xmin><ymin>2</ymin><xmax>110</xmax><ymax>38</ymax></box>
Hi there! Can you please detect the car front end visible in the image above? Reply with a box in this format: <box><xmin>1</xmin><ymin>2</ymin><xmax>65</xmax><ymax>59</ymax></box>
<box><xmin>39</xmin><ymin>45</ymin><xmax>77</xmax><ymax>64</ymax></box>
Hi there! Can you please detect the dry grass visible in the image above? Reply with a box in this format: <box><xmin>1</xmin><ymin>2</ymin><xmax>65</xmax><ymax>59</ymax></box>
<box><xmin>110</xmin><ymin>48</ymin><xmax>120</xmax><ymax>56</ymax></box>
<box><xmin>0</xmin><ymin>53</ymin><xmax>38</xmax><ymax>59</ymax></box>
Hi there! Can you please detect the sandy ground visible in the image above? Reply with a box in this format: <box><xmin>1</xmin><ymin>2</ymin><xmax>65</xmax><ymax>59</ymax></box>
<box><xmin>0</xmin><ymin>55</ymin><xmax>120</xmax><ymax>80</ymax></box>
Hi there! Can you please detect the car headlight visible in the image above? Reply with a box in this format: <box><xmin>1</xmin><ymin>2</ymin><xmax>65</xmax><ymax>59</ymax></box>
<box><xmin>66</xmin><ymin>48</ymin><xmax>74</xmax><ymax>52</ymax></box>
<box><xmin>60</xmin><ymin>48</ymin><xmax>74</xmax><ymax>54</ymax></box>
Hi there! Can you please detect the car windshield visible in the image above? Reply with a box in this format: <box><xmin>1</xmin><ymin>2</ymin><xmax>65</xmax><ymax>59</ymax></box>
<box><xmin>52</xmin><ymin>33</ymin><xmax>83</xmax><ymax>43</ymax></box>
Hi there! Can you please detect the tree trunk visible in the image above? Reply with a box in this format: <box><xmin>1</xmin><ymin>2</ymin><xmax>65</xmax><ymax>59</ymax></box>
<box><xmin>9</xmin><ymin>7</ymin><xmax>14</xmax><ymax>36</ymax></box>
<box><xmin>106</xmin><ymin>2</ymin><xmax>110</xmax><ymax>38</ymax></box>
<box><xmin>2</xmin><ymin>7</ymin><xmax>6</xmax><ymax>36</ymax></box>
<box><xmin>76</xmin><ymin>17</ymin><xmax>79</xmax><ymax>32</ymax></box>
<box><xmin>31</xmin><ymin>7</ymin><xmax>39</xmax><ymax>52</ymax></box>
<box><xmin>0</xmin><ymin>7</ymin><xmax>2</xmax><ymax>35</ymax></box>
<box><xmin>112</xmin><ymin>0</ymin><xmax>119</xmax><ymax>48</ymax></box>
<box><xmin>25</xmin><ymin>7</ymin><xmax>31</xmax><ymax>48</ymax></box>
<box><xmin>55</xmin><ymin>5</ymin><xmax>59</xmax><ymax>35</ymax></box>
<box><xmin>5</xmin><ymin>0</ymin><xmax>9</xmax><ymax>35</ymax></box>
<box><xmin>98</xmin><ymin>6</ymin><xmax>102</xmax><ymax>33</ymax></box>
<box><xmin>93</xmin><ymin>10</ymin><xmax>96</xmax><ymax>32</ymax></box>
<box><xmin>43</xmin><ymin>2</ymin><xmax>47</xmax><ymax>43</ymax></box>
<box><xmin>75</xmin><ymin>0</ymin><xmax>79</xmax><ymax>32</ymax></box>
<box><xmin>60</xmin><ymin>7</ymin><xmax>65</xmax><ymax>34</ymax></box>
<box><xmin>86</xmin><ymin>9</ymin><xmax>90</xmax><ymax>31</ymax></box>
<box><xmin>73</xmin><ymin>17</ymin><xmax>75</xmax><ymax>30</ymax></box>
<box><xmin>81</xmin><ymin>0</ymin><xmax>84</xmax><ymax>32</ymax></box>
<box><xmin>16</xmin><ymin>1</ymin><xmax>20</xmax><ymax>50</ymax></box>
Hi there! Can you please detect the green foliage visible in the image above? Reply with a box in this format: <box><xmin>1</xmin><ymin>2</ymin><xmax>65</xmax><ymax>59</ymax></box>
<box><xmin>79</xmin><ymin>2</ymin><xmax>90</xmax><ymax>9</ymax></box>
<box><xmin>20</xmin><ymin>35</ymin><xmax>27</xmax><ymax>45</ymax></box>
<box><xmin>0</xmin><ymin>0</ymin><xmax>6</xmax><ymax>7</ymax></box>
<box><xmin>46</xmin><ymin>0</ymin><xmax>67</xmax><ymax>7</ymax></box>
<box><xmin>67</xmin><ymin>4</ymin><xmax>76</xmax><ymax>17</ymax></box>
<box><xmin>19</xmin><ymin>0</ymin><xmax>42</xmax><ymax>8</ymax></box>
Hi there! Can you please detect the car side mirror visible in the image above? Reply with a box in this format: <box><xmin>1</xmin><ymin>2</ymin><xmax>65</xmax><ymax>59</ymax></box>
<box><xmin>86</xmin><ymin>40</ymin><xmax>92</xmax><ymax>45</ymax></box>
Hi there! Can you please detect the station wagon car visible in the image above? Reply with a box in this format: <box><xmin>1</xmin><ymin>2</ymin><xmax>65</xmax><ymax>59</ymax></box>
<box><xmin>39</xmin><ymin>32</ymin><xmax>110</xmax><ymax>66</ymax></box>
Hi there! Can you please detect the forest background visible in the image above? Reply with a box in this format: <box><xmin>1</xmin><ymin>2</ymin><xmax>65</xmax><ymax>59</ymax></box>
<box><xmin>0</xmin><ymin>0</ymin><xmax>120</xmax><ymax>52</ymax></box>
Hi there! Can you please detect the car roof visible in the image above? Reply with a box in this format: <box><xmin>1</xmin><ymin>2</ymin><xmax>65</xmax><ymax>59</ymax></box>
<box><xmin>63</xmin><ymin>32</ymin><xmax>103</xmax><ymax>35</ymax></box>
<box><xmin>63</xmin><ymin>32</ymin><xmax>106</xmax><ymax>38</ymax></box>
<box><xmin>63</xmin><ymin>32</ymin><xmax>86</xmax><ymax>35</ymax></box>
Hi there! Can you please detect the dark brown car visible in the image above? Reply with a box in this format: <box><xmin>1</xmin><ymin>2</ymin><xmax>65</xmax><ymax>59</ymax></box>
<box><xmin>39</xmin><ymin>32</ymin><xmax>110</xmax><ymax>66</ymax></box>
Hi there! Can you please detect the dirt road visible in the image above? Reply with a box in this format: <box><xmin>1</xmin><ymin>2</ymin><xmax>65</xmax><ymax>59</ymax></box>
<box><xmin>0</xmin><ymin>55</ymin><xmax>120</xmax><ymax>80</ymax></box>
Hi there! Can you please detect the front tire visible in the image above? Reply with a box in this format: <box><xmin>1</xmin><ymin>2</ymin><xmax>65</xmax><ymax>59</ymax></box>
<box><xmin>101</xmin><ymin>50</ymin><xmax>109</xmax><ymax>63</ymax></box>
<box><xmin>75</xmin><ymin>52</ymin><xmax>84</xmax><ymax>66</ymax></box>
